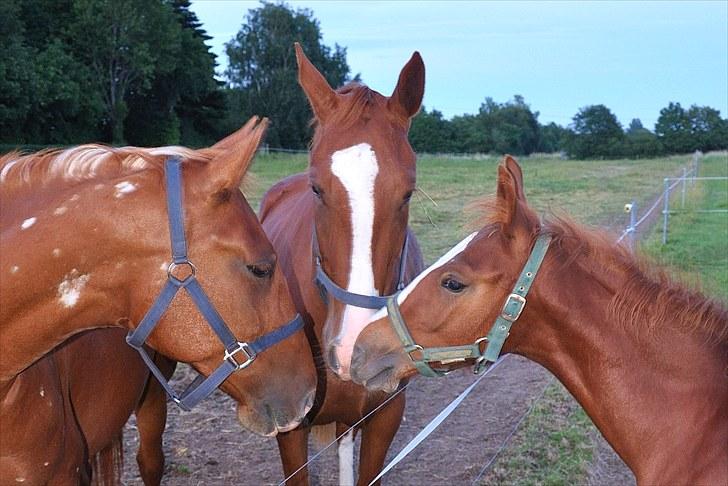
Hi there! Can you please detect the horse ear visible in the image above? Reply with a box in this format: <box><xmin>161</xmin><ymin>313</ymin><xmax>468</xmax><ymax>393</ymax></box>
<box><xmin>205</xmin><ymin>116</ymin><xmax>268</xmax><ymax>192</ymax></box>
<box><xmin>495</xmin><ymin>155</ymin><xmax>526</xmax><ymax>232</ymax></box>
<box><xmin>503</xmin><ymin>155</ymin><xmax>527</xmax><ymax>202</ymax></box>
<box><xmin>295</xmin><ymin>42</ymin><xmax>338</xmax><ymax>121</ymax></box>
<box><xmin>388</xmin><ymin>51</ymin><xmax>425</xmax><ymax>121</ymax></box>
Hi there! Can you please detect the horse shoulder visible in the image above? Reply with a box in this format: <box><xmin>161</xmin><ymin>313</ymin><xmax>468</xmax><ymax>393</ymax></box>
<box><xmin>259</xmin><ymin>172</ymin><xmax>310</xmax><ymax>223</ymax></box>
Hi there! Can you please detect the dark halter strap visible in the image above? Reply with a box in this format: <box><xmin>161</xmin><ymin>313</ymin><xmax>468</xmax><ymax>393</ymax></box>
<box><xmin>384</xmin><ymin>233</ymin><xmax>552</xmax><ymax>377</ymax></box>
<box><xmin>126</xmin><ymin>157</ymin><xmax>304</xmax><ymax>411</ymax></box>
<box><xmin>311</xmin><ymin>227</ymin><xmax>409</xmax><ymax>309</ymax></box>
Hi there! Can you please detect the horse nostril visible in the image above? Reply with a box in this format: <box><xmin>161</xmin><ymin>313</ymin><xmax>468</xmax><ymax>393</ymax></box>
<box><xmin>351</xmin><ymin>344</ymin><xmax>366</xmax><ymax>374</ymax></box>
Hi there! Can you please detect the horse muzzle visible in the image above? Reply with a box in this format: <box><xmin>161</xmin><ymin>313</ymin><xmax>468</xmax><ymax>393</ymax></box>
<box><xmin>237</xmin><ymin>388</ymin><xmax>315</xmax><ymax>437</ymax></box>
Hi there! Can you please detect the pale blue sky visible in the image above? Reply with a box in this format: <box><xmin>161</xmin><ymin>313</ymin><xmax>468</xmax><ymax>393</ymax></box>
<box><xmin>190</xmin><ymin>1</ymin><xmax>728</xmax><ymax>129</ymax></box>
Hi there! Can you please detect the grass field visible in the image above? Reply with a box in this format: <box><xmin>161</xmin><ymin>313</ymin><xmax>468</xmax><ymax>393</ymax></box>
<box><xmin>247</xmin><ymin>151</ymin><xmax>727</xmax><ymax>485</ymax></box>
<box><xmin>247</xmin><ymin>152</ymin><xmax>692</xmax><ymax>260</ymax></box>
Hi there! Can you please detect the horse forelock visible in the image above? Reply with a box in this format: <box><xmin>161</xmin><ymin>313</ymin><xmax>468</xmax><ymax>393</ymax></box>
<box><xmin>310</xmin><ymin>83</ymin><xmax>384</xmax><ymax>146</ymax></box>
<box><xmin>0</xmin><ymin>145</ymin><xmax>210</xmax><ymax>194</ymax></box>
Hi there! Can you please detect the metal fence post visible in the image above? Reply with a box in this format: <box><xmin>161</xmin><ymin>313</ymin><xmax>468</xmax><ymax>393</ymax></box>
<box><xmin>681</xmin><ymin>167</ymin><xmax>687</xmax><ymax>208</ymax></box>
<box><xmin>662</xmin><ymin>178</ymin><xmax>670</xmax><ymax>244</ymax></box>
<box><xmin>628</xmin><ymin>200</ymin><xmax>637</xmax><ymax>249</ymax></box>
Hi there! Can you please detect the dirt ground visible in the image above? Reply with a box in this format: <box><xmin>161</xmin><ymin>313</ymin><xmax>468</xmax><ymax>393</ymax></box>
<box><xmin>122</xmin><ymin>356</ymin><xmax>566</xmax><ymax>484</ymax></box>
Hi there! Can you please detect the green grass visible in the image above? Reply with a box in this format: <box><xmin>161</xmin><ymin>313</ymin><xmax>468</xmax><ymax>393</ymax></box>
<box><xmin>641</xmin><ymin>153</ymin><xmax>728</xmax><ymax>294</ymax></box>
<box><xmin>244</xmin><ymin>151</ymin><xmax>726</xmax><ymax>485</ymax></box>
<box><xmin>481</xmin><ymin>382</ymin><xmax>593</xmax><ymax>486</ymax></box>
<box><xmin>247</xmin><ymin>153</ymin><xmax>690</xmax><ymax>262</ymax></box>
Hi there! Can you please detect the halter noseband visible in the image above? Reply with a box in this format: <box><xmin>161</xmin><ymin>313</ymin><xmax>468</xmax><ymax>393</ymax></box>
<box><xmin>384</xmin><ymin>234</ymin><xmax>551</xmax><ymax>377</ymax></box>
<box><xmin>126</xmin><ymin>157</ymin><xmax>304</xmax><ymax>411</ymax></box>
<box><xmin>312</xmin><ymin>228</ymin><xmax>409</xmax><ymax>309</ymax></box>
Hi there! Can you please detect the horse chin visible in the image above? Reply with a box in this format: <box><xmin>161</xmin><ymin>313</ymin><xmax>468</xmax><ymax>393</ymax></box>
<box><xmin>350</xmin><ymin>352</ymin><xmax>404</xmax><ymax>393</ymax></box>
<box><xmin>235</xmin><ymin>390</ymin><xmax>315</xmax><ymax>437</ymax></box>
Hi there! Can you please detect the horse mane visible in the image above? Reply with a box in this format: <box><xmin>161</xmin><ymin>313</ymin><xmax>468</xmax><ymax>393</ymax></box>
<box><xmin>0</xmin><ymin>144</ymin><xmax>214</xmax><ymax>196</ymax></box>
<box><xmin>468</xmin><ymin>195</ymin><xmax>728</xmax><ymax>344</ymax></box>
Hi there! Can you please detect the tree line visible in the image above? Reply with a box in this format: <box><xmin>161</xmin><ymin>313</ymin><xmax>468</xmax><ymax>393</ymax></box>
<box><xmin>2</xmin><ymin>0</ymin><xmax>726</xmax><ymax>159</ymax></box>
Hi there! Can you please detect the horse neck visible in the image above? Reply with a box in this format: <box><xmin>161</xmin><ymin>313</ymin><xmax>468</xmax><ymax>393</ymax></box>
<box><xmin>509</xmin><ymin>254</ymin><xmax>727</xmax><ymax>483</ymax></box>
<box><xmin>0</xmin><ymin>184</ymin><xmax>154</xmax><ymax>381</ymax></box>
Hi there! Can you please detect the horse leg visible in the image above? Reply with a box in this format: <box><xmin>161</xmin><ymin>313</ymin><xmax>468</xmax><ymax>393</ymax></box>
<box><xmin>356</xmin><ymin>392</ymin><xmax>406</xmax><ymax>486</ymax></box>
<box><xmin>134</xmin><ymin>356</ymin><xmax>175</xmax><ymax>486</ymax></box>
<box><xmin>90</xmin><ymin>433</ymin><xmax>123</xmax><ymax>486</ymax></box>
<box><xmin>276</xmin><ymin>427</ymin><xmax>311</xmax><ymax>486</ymax></box>
<box><xmin>336</xmin><ymin>422</ymin><xmax>356</xmax><ymax>486</ymax></box>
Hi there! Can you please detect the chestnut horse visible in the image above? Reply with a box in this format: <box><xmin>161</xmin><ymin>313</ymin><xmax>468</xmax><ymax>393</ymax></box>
<box><xmin>351</xmin><ymin>156</ymin><xmax>728</xmax><ymax>485</ymax></box>
<box><xmin>259</xmin><ymin>44</ymin><xmax>425</xmax><ymax>485</ymax></box>
<box><xmin>0</xmin><ymin>118</ymin><xmax>317</xmax><ymax>484</ymax></box>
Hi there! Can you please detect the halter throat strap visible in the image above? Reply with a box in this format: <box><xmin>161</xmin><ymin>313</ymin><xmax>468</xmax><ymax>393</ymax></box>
<box><xmin>125</xmin><ymin>157</ymin><xmax>304</xmax><ymax>411</ymax></box>
<box><xmin>386</xmin><ymin>233</ymin><xmax>552</xmax><ymax>377</ymax></box>
<box><xmin>311</xmin><ymin>227</ymin><xmax>409</xmax><ymax>309</ymax></box>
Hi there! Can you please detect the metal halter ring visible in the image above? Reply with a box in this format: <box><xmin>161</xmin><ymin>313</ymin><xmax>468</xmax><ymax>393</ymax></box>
<box><xmin>405</xmin><ymin>344</ymin><xmax>424</xmax><ymax>362</ymax></box>
<box><xmin>167</xmin><ymin>261</ymin><xmax>197</xmax><ymax>285</ymax></box>
<box><xmin>224</xmin><ymin>342</ymin><xmax>257</xmax><ymax>369</ymax></box>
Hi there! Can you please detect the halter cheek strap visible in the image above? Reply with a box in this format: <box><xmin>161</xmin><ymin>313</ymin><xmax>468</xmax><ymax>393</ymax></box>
<box><xmin>125</xmin><ymin>158</ymin><xmax>304</xmax><ymax>411</ymax></box>
<box><xmin>385</xmin><ymin>233</ymin><xmax>551</xmax><ymax>377</ymax></box>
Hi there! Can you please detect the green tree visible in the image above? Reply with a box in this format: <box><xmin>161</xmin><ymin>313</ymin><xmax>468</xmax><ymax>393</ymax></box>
<box><xmin>655</xmin><ymin>102</ymin><xmax>694</xmax><ymax>154</ymax></box>
<box><xmin>481</xmin><ymin>95</ymin><xmax>541</xmax><ymax>155</ymax></box>
<box><xmin>686</xmin><ymin>105</ymin><xmax>728</xmax><ymax>152</ymax></box>
<box><xmin>124</xmin><ymin>0</ymin><xmax>225</xmax><ymax>146</ymax></box>
<box><xmin>224</xmin><ymin>2</ymin><xmax>353</xmax><ymax>148</ymax></box>
<box><xmin>0</xmin><ymin>0</ymin><xmax>35</xmax><ymax>143</ymax></box>
<box><xmin>68</xmin><ymin>0</ymin><xmax>179</xmax><ymax>144</ymax></box>
<box><xmin>538</xmin><ymin>122</ymin><xmax>570</xmax><ymax>153</ymax></box>
<box><xmin>409</xmin><ymin>107</ymin><xmax>456</xmax><ymax>153</ymax></box>
<box><xmin>567</xmin><ymin>105</ymin><xmax>625</xmax><ymax>159</ymax></box>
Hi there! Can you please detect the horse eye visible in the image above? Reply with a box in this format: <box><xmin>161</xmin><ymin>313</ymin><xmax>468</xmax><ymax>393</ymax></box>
<box><xmin>311</xmin><ymin>185</ymin><xmax>323</xmax><ymax>199</ymax></box>
<box><xmin>441</xmin><ymin>277</ymin><xmax>466</xmax><ymax>293</ymax></box>
<box><xmin>403</xmin><ymin>190</ymin><xmax>414</xmax><ymax>204</ymax></box>
<box><xmin>247</xmin><ymin>263</ymin><xmax>272</xmax><ymax>279</ymax></box>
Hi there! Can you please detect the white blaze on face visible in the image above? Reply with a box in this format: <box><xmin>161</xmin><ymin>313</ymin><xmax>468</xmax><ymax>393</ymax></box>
<box><xmin>368</xmin><ymin>232</ymin><xmax>478</xmax><ymax>323</ymax></box>
<box><xmin>329</xmin><ymin>143</ymin><xmax>380</xmax><ymax>372</ymax></box>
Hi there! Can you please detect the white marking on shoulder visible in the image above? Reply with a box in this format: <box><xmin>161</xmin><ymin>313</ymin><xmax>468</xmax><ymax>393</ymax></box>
<box><xmin>53</xmin><ymin>206</ymin><xmax>68</xmax><ymax>215</ymax></box>
<box><xmin>338</xmin><ymin>429</ymin><xmax>355</xmax><ymax>486</ymax></box>
<box><xmin>39</xmin><ymin>387</ymin><xmax>45</xmax><ymax>397</ymax></box>
<box><xmin>57</xmin><ymin>269</ymin><xmax>90</xmax><ymax>308</ymax></box>
<box><xmin>10</xmin><ymin>266</ymin><xmax>19</xmax><ymax>274</ymax></box>
<box><xmin>369</xmin><ymin>232</ymin><xmax>478</xmax><ymax>321</ymax></box>
<box><xmin>52</xmin><ymin>249</ymin><xmax>61</xmax><ymax>258</ymax></box>
<box><xmin>114</xmin><ymin>180</ymin><xmax>137</xmax><ymax>198</ymax></box>
<box><xmin>21</xmin><ymin>217</ymin><xmax>36</xmax><ymax>230</ymax></box>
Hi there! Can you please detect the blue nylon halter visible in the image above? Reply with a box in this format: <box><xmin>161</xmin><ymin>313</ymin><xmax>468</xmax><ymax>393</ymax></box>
<box><xmin>126</xmin><ymin>157</ymin><xmax>304</xmax><ymax>411</ymax></box>
<box><xmin>312</xmin><ymin>228</ymin><xmax>410</xmax><ymax>309</ymax></box>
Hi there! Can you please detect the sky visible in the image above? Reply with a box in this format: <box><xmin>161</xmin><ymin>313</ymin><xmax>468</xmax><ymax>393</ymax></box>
<box><xmin>190</xmin><ymin>1</ymin><xmax>728</xmax><ymax>129</ymax></box>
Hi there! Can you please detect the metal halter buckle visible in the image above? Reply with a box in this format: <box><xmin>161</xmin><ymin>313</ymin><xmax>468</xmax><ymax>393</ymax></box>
<box><xmin>224</xmin><ymin>342</ymin><xmax>257</xmax><ymax>369</ymax></box>
<box><xmin>501</xmin><ymin>293</ymin><xmax>526</xmax><ymax>322</ymax></box>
